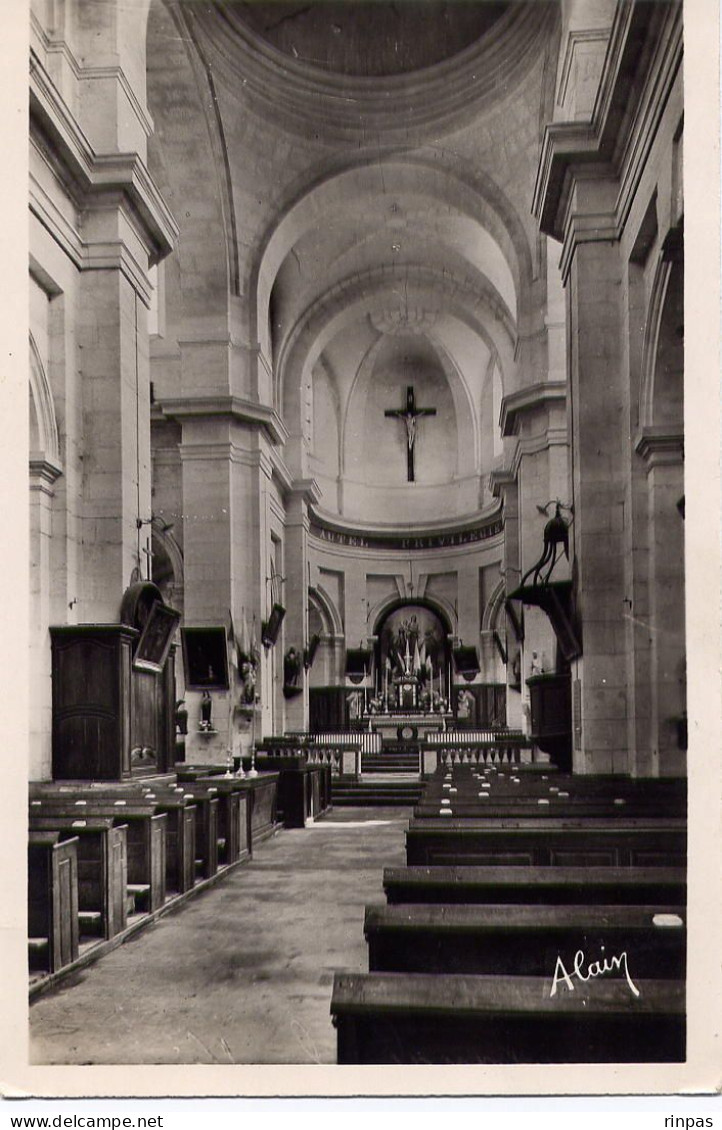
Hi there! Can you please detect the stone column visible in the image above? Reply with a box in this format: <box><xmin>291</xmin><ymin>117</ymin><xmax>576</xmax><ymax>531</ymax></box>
<box><xmin>283</xmin><ymin>481</ymin><xmax>321</xmax><ymax>733</ymax></box>
<box><xmin>567</xmin><ymin>233</ymin><xmax>630</xmax><ymax>773</ymax></box>
<box><xmin>490</xmin><ymin>471</ymin><xmax>524</xmax><ymax>729</ymax></box>
<box><xmin>76</xmin><ymin>271</ymin><xmax>152</xmax><ymax>618</ymax></box>
<box><xmin>165</xmin><ymin>400</ymin><xmax>285</xmax><ymax>761</ymax></box>
<box><xmin>636</xmin><ymin>431</ymin><xmax>686</xmax><ymax>776</ymax></box>
<box><xmin>29</xmin><ymin>460</ymin><xmax>63</xmax><ymax>778</ymax></box>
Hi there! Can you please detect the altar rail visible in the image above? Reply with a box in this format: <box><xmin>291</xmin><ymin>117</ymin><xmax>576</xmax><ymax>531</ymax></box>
<box><xmin>287</xmin><ymin>731</ymin><xmax>383</xmax><ymax>755</ymax></box>
<box><xmin>425</xmin><ymin>729</ymin><xmax>526</xmax><ymax>745</ymax></box>
<box><xmin>260</xmin><ymin>732</ymin><xmax>378</xmax><ymax>775</ymax></box>
<box><xmin>420</xmin><ymin>732</ymin><xmax>536</xmax><ymax>774</ymax></box>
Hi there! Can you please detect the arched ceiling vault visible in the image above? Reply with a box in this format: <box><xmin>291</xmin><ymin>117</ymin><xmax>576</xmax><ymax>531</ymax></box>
<box><xmin>279</xmin><ymin>266</ymin><xmax>516</xmax><ymax>428</ymax></box>
<box><xmin>255</xmin><ymin>157</ymin><xmax>528</xmax><ymax>360</ymax></box>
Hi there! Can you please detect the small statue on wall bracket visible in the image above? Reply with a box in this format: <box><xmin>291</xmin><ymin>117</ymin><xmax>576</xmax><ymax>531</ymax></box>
<box><xmin>283</xmin><ymin>647</ymin><xmax>303</xmax><ymax>698</ymax></box>
<box><xmin>200</xmin><ymin>689</ymin><xmax>213</xmax><ymax>731</ymax></box>
<box><xmin>240</xmin><ymin>660</ymin><xmax>257</xmax><ymax>706</ymax></box>
<box><xmin>175</xmin><ymin>699</ymin><xmax>188</xmax><ymax>736</ymax></box>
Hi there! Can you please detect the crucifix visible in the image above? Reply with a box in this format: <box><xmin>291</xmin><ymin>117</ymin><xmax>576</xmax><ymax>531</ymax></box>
<box><xmin>384</xmin><ymin>385</ymin><xmax>437</xmax><ymax>482</ymax></box>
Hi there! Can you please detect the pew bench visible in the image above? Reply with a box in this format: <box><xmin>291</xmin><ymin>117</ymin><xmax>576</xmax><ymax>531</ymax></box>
<box><xmin>364</xmin><ymin>902</ymin><xmax>686</xmax><ymax>979</ymax></box>
<box><xmin>382</xmin><ymin>865</ymin><xmax>687</xmax><ymax>906</ymax></box>
<box><xmin>405</xmin><ymin>817</ymin><xmax>687</xmax><ymax>868</ymax></box>
<box><xmin>139</xmin><ymin>790</ymin><xmax>196</xmax><ymax>894</ymax></box>
<box><xmin>414</xmin><ymin>797</ymin><xmax>686</xmax><ymax>819</ymax></box>
<box><xmin>28</xmin><ymin>816</ymin><xmax>128</xmax><ymax>940</ymax></box>
<box><xmin>162</xmin><ymin>786</ymin><xmax>220</xmax><ymax>879</ymax></box>
<box><xmin>253</xmin><ymin>756</ymin><xmax>328</xmax><ymax>827</ymax></box>
<box><xmin>425</xmin><ymin>767</ymin><xmax>687</xmax><ymax>801</ymax></box>
<box><xmin>28</xmin><ymin>831</ymin><xmax>79</xmax><ymax>973</ymax></box>
<box><xmin>29</xmin><ymin>783</ymin><xmax>197</xmax><ymax>897</ymax></box>
<box><xmin>331</xmin><ymin>971</ymin><xmax>685</xmax><ymax>1063</ymax></box>
<box><xmin>237</xmin><ymin>773</ymin><xmax>280</xmax><ymax>847</ymax></box>
<box><xmin>30</xmin><ymin>798</ymin><xmax>167</xmax><ymax>913</ymax></box>
<box><xmin>185</xmin><ymin>776</ymin><xmax>251</xmax><ymax>865</ymax></box>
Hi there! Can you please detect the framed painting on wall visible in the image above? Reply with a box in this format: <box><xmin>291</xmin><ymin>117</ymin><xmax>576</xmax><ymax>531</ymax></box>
<box><xmin>181</xmin><ymin>626</ymin><xmax>230</xmax><ymax>689</ymax></box>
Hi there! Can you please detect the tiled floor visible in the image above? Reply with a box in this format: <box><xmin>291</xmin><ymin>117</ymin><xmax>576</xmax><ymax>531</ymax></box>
<box><xmin>29</xmin><ymin>807</ymin><xmax>411</xmax><ymax>1065</ymax></box>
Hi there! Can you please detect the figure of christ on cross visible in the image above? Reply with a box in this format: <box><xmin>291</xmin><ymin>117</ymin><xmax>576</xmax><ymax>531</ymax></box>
<box><xmin>384</xmin><ymin>385</ymin><xmax>437</xmax><ymax>482</ymax></box>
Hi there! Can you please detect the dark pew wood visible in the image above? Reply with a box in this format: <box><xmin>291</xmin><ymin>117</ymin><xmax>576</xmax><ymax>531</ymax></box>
<box><xmin>236</xmin><ymin>773</ymin><xmax>280</xmax><ymax>848</ymax></box>
<box><xmin>254</xmin><ymin>757</ymin><xmax>327</xmax><ymax>827</ymax></box>
<box><xmin>424</xmin><ymin>767</ymin><xmax>687</xmax><ymax>802</ymax></box>
<box><xmin>28</xmin><ymin>832</ymin><xmax>79</xmax><ymax>973</ymax></box>
<box><xmin>188</xmin><ymin>776</ymin><xmax>251</xmax><ymax>865</ymax></box>
<box><xmin>174</xmin><ymin>764</ymin><xmax>228</xmax><ymax>781</ymax></box>
<box><xmin>140</xmin><ymin>790</ymin><xmax>196</xmax><ymax>893</ymax></box>
<box><xmin>168</xmin><ymin>786</ymin><xmax>220</xmax><ymax>879</ymax></box>
<box><xmin>364</xmin><ymin>903</ymin><xmax>686</xmax><ymax>979</ymax></box>
<box><xmin>29</xmin><ymin>782</ymin><xmax>195</xmax><ymax>896</ymax></box>
<box><xmin>28</xmin><ymin>816</ymin><xmax>127</xmax><ymax>939</ymax></box>
<box><xmin>383</xmin><ymin>865</ymin><xmax>687</xmax><ymax>906</ymax></box>
<box><xmin>405</xmin><ymin>817</ymin><xmax>687</xmax><ymax>868</ymax></box>
<box><xmin>331</xmin><ymin>972</ymin><xmax>684</xmax><ymax>1063</ymax></box>
<box><xmin>30</xmin><ymin>799</ymin><xmax>167</xmax><ymax>913</ymax></box>
<box><xmin>415</xmin><ymin>798</ymin><xmax>686</xmax><ymax>819</ymax></box>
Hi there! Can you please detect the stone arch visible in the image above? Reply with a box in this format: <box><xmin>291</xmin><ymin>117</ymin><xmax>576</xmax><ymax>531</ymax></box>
<box><xmin>145</xmin><ymin>0</ymin><xmax>235</xmax><ymax>351</ymax></box>
<box><xmin>252</xmin><ymin>156</ymin><xmax>531</xmax><ymax>363</ymax></box>
<box><xmin>340</xmin><ymin>330</ymin><xmax>476</xmax><ymax>486</ymax></box>
<box><xmin>311</xmin><ymin>584</ymin><xmax>344</xmax><ymax>638</ymax></box>
<box><xmin>151</xmin><ymin>517</ymin><xmax>184</xmax><ymax>613</ymax></box>
<box><xmin>280</xmin><ymin>266</ymin><xmax>517</xmax><ymax>479</ymax></box>
<box><xmin>370</xmin><ymin>593</ymin><xmax>456</xmax><ymax>639</ymax></box>
<box><xmin>482</xmin><ymin>577</ymin><xmax>507</xmax><ymax>632</ymax></box>
<box><xmin>636</xmin><ymin>235</ymin><xmax>685</xmax><ymax>775</ymax></box>
<box><xmin>29</xmin><ymin>333</ymin><xmax>61</xmax><ymax>472</ymax></box>
<box><xmin>638</xmin><ymin>233</ymin><xmax>684</xmax><ymax>433</ymax></box>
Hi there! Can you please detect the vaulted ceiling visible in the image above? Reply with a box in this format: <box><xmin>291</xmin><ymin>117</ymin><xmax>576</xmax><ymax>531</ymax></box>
<box><xmin>147</xmin><ymin>0</ymin><xmax>559</xmax><ymax>523</ymax></box>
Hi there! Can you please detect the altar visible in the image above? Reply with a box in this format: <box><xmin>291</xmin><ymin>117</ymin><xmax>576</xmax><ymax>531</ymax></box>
<box><xmin>352</xmin><ymin>713</ymin><xmax>453</xmax><ymax>742</ymax></box>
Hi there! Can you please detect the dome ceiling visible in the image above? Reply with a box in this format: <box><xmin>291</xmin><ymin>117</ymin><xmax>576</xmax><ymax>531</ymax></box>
<box><xmin>229</xmin><ymin>1</ymin><xmax>510</xmax><ymax>77</ymax></box>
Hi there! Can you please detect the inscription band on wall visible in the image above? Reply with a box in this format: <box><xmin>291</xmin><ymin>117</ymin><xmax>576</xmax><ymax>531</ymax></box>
<box><xmin>309</xmin><ymin>513</ymin><xmax>504</xmax><ymax>552</ymax></box>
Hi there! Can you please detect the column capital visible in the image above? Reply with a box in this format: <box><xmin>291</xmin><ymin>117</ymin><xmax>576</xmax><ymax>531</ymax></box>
<box><xmin>160</xmin><ymin>395</ymin><xmax>289</xmax><ymax>446</ymax></box>
<box><xmin>289</xmin><ymin>478</ymin><xmax>323</xmax><ymax>506</ymax></box>
<box><xmin>29</xmin><ymin>455</ymin><xmax>63</xmax><ymax>495</ymax></box>
<box><xmin>533</xmin><ymin>0</ymin><xmax>682</xmax><ymax>277</ymax></box>
<box><xmin>489</xmin><ymin>468</ymin><xmax>518</xmax><ymax>503</ymax></box>
<box><xmin>500</xmin><ymin>381</ymin><xmax>567</xmax><ymax>438</ymax></box>
<box><xmin>30</xmin><ymin>51</ymin><xmax>178</xmax><ymax>266</ymax></box>
<box><xmin>635</xmin><ymin>427</ymin><xmax>684</xmax><ymax>469</ymax></box>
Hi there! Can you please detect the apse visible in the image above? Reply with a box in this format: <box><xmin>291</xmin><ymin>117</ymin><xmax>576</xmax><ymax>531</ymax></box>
<box><xmin>319</xmin><ymin>330</ymin><xmax>485</xmax><ymax>525</ymax></box>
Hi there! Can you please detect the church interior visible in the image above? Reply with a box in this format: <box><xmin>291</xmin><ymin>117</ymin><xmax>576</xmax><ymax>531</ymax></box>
<box><xmin>26</xmin><ymin>0</ymin><xmax>690</xmax><ymax>1066</ymax></box>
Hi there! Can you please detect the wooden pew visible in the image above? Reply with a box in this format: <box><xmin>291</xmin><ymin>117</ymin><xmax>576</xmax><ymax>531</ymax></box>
<box><xmin>173</xmin><ymin>787</ymin><xmax>219</xmax><ymax>879</ymax></box>
<box><xmin>30</xmin><ymin>798</ymin><xmax>166</xmax><ymax>913</ymax></box>
<box><xmin>424</xmin><ymin>766</ymin><xmax>687</xmax><ymax>800</ymax></box>
<box><xmin>28</xmin><ymin>831</ymin><xmax>79</xmax><ymax>973</ymax></box>
<box><xmin>415</xmin><ymin>798</ymin><xmax>686</xmax><ymax>819</ymax></box>
<box><xmin>405</xmin><ymin>817</ymin><xmax>687</xmax><ymax>868</ymax></box>
<box><xmin>30</xmin><ymin>782</ymin><xmax>196</xmax><ymax>896</ymax></box>
<box><xmin>185</xmin><ymin>776</ymin><xmax>251</xmax><ymax>866</ymax></box>
<box><xmin>28</xmin><ymin>816</ymin><xmax>127</xmax><ymax>939</ymax></box>
<box><xmin>140</xmin><ymin>790</ymin><xmax>196</xmax><ymax>894</ymax></box>
<box><xmin>331</xmin><ymin>972</ymin><xmax>684</xmax><ymax>1063</ymax></box>
<box><xmin>383</xmin><ymin>865</ymin><xmax>687</xmax><ymax>907</ymax></box>
<box><xmin>254</xmin><ymin>756</ymin><xmax>327</xmax><ymax>827</ymax></box>
<box><xmin>236</xmin><ymin>773</ymin><xmax>280</xmax><ymax>848</ymax></box>
<box><xmin>364</xmin><ymin>903</ymin><xmax>686</xmax><ymax>979</ymax></box>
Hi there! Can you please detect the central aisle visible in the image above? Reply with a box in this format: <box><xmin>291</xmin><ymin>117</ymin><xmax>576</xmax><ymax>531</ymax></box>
<box><xmin>30</xmin><ymin>807</ymin><xmax>411</xmax><ymax>1065</ymax></box>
